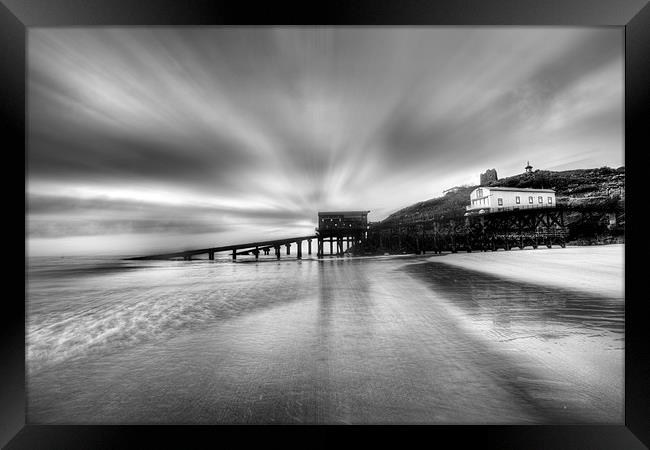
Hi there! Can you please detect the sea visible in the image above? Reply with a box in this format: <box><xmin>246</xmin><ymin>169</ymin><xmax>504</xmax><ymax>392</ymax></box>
<box><xmin>25</xmin><ymin>251</ymin><xmax>624</xmax><ymax>424</ymax></box>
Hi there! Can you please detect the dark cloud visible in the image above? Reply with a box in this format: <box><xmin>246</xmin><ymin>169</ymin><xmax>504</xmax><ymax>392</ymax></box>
<box><xmin>28</xmin><ymin>192</ymin><xmax>311</xmax><ymax>220</ymax></box>
<box><xmin>28</xmin><ymin>218</ymin><xmax>231</xmax><ymax>238</ymax></box>
<box><xmin>376</xmin><ymin>28</ymin><xmax>622</xmax><ymax>172</ymax></box>
<box><xmin>27</xmin><ymin>193</ymin><xmax>312</xmax><ymax>238</ymax></box>
<box><xmin>28</xmin><ymin>124</ymin><xmax>253</xmax><ymax>190</ymax></box>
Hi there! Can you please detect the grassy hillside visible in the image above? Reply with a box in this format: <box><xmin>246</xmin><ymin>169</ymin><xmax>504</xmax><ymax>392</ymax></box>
<box><xmin>379</xmin><ymin>166</ymin><xmax>625</xmax><ymax>244</ymax></box>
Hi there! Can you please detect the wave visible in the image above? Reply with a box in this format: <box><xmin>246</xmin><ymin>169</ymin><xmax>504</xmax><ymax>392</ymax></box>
<box><xmin>26</xmin><ymin>261</ymin><xmax>316</xmax><ymax>373</ymax></box>
<box><xmin>27</xmin><ymin>288</ymin><xmax>218</xmax><ymax>372</ymax></box>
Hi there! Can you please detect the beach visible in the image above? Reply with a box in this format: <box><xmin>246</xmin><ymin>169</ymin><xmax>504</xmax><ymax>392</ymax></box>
<box><xmin>428</xmin><ymin>244</ymin><xmax>624</xmax><ymax>299</ymax></box>
<box><xmin>412</xmin><ymin>244</ymin><xmax>625</xmax><ymax>422</ymax></box>
<box><xmin>26</xmin><ymin>245</ymin><xmax>624</xmax><ymax>424</ymax></box>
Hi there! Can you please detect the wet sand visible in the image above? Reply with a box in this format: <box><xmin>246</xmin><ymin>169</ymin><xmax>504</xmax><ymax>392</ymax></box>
<box><xmin>428</xmin><ymin>244</ymin><xmax>624</xmax><ymax>299</ymax></box>
<box><xmin>403</xmin><ymin>244</ymin><xmax>625</xmax><ymax>423</ymax></box>
<box><xmin>27</xmin><ymin>248</ymin><xmax>623</xmax><ymax>424</ymax></box>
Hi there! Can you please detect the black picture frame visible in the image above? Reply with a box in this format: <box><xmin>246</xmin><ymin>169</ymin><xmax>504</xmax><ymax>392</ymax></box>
<box><xmin>4</xmin><ymin>0</ymin><xmax>649</xmax><ymax>448</ymax></box>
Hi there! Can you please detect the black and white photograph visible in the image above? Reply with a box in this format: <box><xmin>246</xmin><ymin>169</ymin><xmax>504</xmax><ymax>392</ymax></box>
<box><xmin>25</xmin><ymin>26</ymin><xmax>626</xmax><ymax>425</ymax></box>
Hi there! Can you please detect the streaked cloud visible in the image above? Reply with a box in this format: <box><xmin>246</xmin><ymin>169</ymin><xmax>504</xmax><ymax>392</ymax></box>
<box><xmin>27</xmin><ymin>27</ymin><xmax>623</xmax><ymax>255</ymax></box>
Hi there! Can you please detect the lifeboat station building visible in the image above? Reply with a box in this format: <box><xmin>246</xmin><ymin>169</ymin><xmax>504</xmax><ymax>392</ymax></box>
<box><xmin>316</xmin><ymin>211</ymin><xmax>370</xmax><ymax>257</ymax></box>
<box><xmin>466</xmin><ymin>187</ymin><xmax>556</xmax><ymax>215</ymax></box>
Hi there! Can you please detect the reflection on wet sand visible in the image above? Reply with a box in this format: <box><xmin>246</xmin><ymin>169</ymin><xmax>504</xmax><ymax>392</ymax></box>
<box><xmin>402</xmin><ymin>260</ymin><xmax>624</xmax><ymax>423</ymax></box>
<box><xmin>403</xmin><ymin>260</ymin><xmax>624</xmax><ymax>333</ymax></box>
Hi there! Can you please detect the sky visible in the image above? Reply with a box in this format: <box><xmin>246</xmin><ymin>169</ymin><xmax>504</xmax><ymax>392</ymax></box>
<box><xmin>27</xmin><ymin>27</ymin><xmax>624</xmax><ymax>257</ymax></box>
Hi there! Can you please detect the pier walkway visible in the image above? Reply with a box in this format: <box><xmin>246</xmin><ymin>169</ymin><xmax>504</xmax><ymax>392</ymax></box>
<box><xmin>127</xmin><ymin>204</ymin><xmax>622</xmax><ymax>261</ymax></box>
<box><xmin>127</xmin><ymin>235</ymin><xmax>318</xmax><ymax>261</ymax></box>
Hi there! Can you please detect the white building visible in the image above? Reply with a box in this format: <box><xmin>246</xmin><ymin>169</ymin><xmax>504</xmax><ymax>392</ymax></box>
<box><xmin>465</xmin><ymin>186</ymin><xmax>556</xmax><ymax>215</ymax></box>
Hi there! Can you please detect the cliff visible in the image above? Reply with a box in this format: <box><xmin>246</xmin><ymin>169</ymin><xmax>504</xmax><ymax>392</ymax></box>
<box><xmin>379</xmin><ymin>166</ymin><xmax>625</xmax><ymax>244</ymax></box>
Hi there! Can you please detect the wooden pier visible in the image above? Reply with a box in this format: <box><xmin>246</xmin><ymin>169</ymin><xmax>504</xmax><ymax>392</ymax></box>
<box><xmin>127</xmin><ymin>235</ymin><xmax>317</xmax><ymax>261</ymax></box>
<box><xmin>126</xmin><ymin>204</ymin><xmax>622</xmax><ymax>261</ymax></box>
<box><xmin>366</xmin><ymin>204</ymin><xmax>623</xmax><ymax>255</ymax></box>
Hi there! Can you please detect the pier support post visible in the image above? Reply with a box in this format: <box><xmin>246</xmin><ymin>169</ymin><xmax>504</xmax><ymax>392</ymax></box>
<box><xmin>308</xmin><ymin>239</ymin><xmax>312</xmax><ymax>255</ymax></box>
<box><xmin>286</xmin><ymin>243</ymin><xmax>291</xmax><ymax>255</ymax></box>
<box><xmin>275</xmin><ymin>245</ymin><xmax>280</xmax><ymax>260</ymax></box>
<box><xmin>255</xmin><ymin>246</ymin><xmax>259</xmax><ymax>260</ymax></box>
<box><xmin>208</xmin><ymin>251</ymin><xmax>214</xmax><ymax>260</ymax></box>
<box><xmin>232</xmin><ymin>250</ymin><xmax>236</xmax><ymax>261</ymax></box>
<box><xmin>297</xmin><ymin>240</ymin><xmax>302</xmax><ymax>259</ymax></box>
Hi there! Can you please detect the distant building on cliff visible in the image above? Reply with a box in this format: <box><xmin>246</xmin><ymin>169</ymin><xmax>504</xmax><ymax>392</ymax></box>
<box><xmin>525</xmin><ymin>161</ymin><xmax>533</xmax><ymax>173</ymax></box>
<box><xmin>442</xmin><ymin>186</ymin><xmax>462</xmax><ymax>194</ymax></box>
<box><xmin>480</xmin><ymin>168</ymin><xmax>498</xmax><ymax>185</ymax></box>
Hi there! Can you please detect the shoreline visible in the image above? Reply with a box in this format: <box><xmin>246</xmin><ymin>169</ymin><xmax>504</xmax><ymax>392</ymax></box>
<box><xmin>403</xmin><ymin>246</ymin><xmax>624</xmax><ymax>422</ymax></box>
<box><xmin>27</xmin><ymin>244</ymin><xmax>624</xmax><ymax>424</ymax></box>
<box><xmin>425</xmin><ymin>244</ymin><xmax>624</xmax><ymax>299</ymax></box>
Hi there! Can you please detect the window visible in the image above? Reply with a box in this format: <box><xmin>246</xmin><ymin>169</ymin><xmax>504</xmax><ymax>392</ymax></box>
<box><xmin>548</xmin><ymin>197</ymin><xmax>552</xmax><ymax>204</ymax></box>
<box><xmin>477</xmin><ymin>188</ymin><xmax>483</xmax><ymax>197</ymax></box>
<box><xmin>515</xmin><ymin>196</ymin><xmax>520</xmax><ymax>204</ymax></box>
<box><xmin>528</xmin><ymin>196</ymin><xmax>533</xmax><ymax>204</ymax></box>
<box><xmin>538</xmin><ymin>196</ymin><xmax>543</xmax><ymax>203</ymax></box>
<box><xmin>497</xmin><ymin>198</ymin><xmax>503</xmax><ymax>206</ymax></box>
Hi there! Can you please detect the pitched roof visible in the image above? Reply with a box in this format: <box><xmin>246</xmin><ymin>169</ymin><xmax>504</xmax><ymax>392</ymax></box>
<box><xmin>318</xmin><ymin>211</ymin><xmax>370</xmax><ymax>216</ymax></box>
<box><xmin>476</xmin><ymin>186</ymin><xmax>555</xmax><ymax>193</ymax></box>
